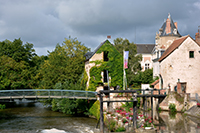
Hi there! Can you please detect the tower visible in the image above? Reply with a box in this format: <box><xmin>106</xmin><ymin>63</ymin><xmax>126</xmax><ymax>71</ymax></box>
<box><xmin>152</xmin><ymin>13</ymin><xmax>182</xmax><ymax>78</ymax></box>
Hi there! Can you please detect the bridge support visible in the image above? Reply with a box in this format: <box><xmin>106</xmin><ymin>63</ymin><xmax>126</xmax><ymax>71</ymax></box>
<box><xmin>99</xmin><ymin>93</ymin><xmax>104</xmax><ymax>133</ymax></box>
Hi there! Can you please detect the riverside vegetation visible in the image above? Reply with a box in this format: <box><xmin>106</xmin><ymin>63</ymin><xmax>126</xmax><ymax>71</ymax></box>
<box><xmin>0</xmin><ymin>37</ymin><xmax>158</xmax><ymax>132</ymax></box>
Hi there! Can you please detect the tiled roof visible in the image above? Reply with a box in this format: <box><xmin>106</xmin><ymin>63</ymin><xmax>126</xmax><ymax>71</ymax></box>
<box><xmin>158</xmin><ymin>35</ymin><xmax>189</xmax><ymax>62</ymax></box>
<box><xmin>136</xmin><ymin>44</ymin><xmax>155</xmax><ymax>54</ymax></box>
<box><xmin>151</xmin><ymin>79</ymin><xmax>159</xmax><ymax>86</ymax></box>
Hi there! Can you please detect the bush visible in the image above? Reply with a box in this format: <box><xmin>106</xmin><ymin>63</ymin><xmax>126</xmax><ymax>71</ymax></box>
<box><xmin>115</xmin><ymin>127</ymin><xmax>126</xmax><ymax>132</ymax></box>
<box><xmin>88</xmin><ymin>100</ymin><xmax>100</xmax><ymax>120</ymax></box>
<box><xmin>0</xmin><ymin>104</ymin><xmax>6</xmax><ymax>110</ymax></box>
<box><xmin>106</xmin><ymin>119</ymin><xmax>117</xmax><ymax>132</ymax></box>
<box><xmin>169</xmin><ymin>103</ymin><xmax>176</xmax><ymax>113</ymax></box>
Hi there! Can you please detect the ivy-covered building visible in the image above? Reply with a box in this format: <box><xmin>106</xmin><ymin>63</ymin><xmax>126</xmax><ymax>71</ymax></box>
<box><xmin>84</xmin><ymin>40</ymin><xmax>123</xmax><ymax>92</ymax></box>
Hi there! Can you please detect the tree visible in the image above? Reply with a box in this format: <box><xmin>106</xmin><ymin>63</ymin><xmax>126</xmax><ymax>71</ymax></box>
<box><xmin>37</xmin><ymin>37</ymin><xmax>90</xmax><ymax>89</ymax></box>
<box><xmin>0</xmin><ymin>39</ymin><xmax>38</xmax><ymax>89</ymax></box>
<box><xmin>130</xmin><ymin>69</ymin><xmax>155</xmax><ymax>88</ymax></box>
<box><xmin>0</xmin><ymin>38</ymin><xmax>37</xmax><ymax>64</ymax></box>
<box><xmin>114</xmin><ymin>38</ymin><xmax>142</xmax><ymax>86</ymax></box>
<box><xmin>0</xmin><ymin>56</ymin><xmax>29</xmax><ymax>89</ymax></box>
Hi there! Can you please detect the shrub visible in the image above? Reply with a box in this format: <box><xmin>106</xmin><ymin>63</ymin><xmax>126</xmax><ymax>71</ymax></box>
<box><xmin>106</xmin><ymin>119</ymin><xmax>116</xmax><ymax>132</ymax></box>
<box><xmin>169</xmin><ymin>103</ymin><xmax>176</xmax><ymax>113</ymax></box>
<box><xmin>0</xmin><ymin>104</ymin><xmax>6</xmax><ymax>110</ymax></box>
<box><xmin>115</xmin><ymin>127</ymin><xmax>126</xmax><ymax>132</ymax></box>
<box><xmin>88</xmin><ymin>101</ymin><xmax>100</xmax><ymax>120</ymax></box>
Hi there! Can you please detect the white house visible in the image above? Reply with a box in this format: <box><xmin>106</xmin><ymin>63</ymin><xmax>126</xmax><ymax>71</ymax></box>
<box><xmin>158</xmin><ymin>35</ymin><xmax>200</xmax><ymax>95</ymax></box>
<box><xmin>136</xmin><ymin>44</ymin><xmax>155</xmax><ymax>71</ymax></box>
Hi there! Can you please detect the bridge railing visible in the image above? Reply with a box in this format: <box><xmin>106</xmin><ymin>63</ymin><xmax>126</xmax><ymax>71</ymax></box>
<box><xmin>0</xmin><ymin>89</ymin><xmax>97</xmax><ymax>100</ymax></box>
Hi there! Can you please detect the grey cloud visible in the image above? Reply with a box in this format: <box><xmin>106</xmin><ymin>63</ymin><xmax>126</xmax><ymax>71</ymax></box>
<box><xmin>0</xmin><ymin>0</ymin><xmax>199</xmax><ymax>55</ymax></box>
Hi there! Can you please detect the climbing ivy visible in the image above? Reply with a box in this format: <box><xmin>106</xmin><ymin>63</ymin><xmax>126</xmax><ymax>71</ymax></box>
<box><xmin>87</xmin><ymin>40</ymin><xmax>123</xmax><ymax>91</ymax></box>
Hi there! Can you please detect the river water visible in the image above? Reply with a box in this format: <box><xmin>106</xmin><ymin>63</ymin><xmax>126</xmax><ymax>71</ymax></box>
<box><xmin>0</xmin><ymin>101</ymin><xmax>98</xmax><ymax>133</ymax></box>
<box><xmin>1</xmin><ymin>101</ymin><xmax>200</xmax><ymax>133</ymax></box>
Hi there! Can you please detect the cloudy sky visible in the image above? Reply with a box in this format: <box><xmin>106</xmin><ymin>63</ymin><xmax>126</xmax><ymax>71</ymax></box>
<box><xmin>0</xmin><ymin>0</ymin><xmax>200</xmax><ymax>56</ymax></box>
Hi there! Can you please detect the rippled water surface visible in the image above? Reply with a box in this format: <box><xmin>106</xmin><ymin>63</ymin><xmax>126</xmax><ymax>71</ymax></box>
<box><xmin>0</xmin><ymin>101</ymin><xmax>97</xmax><ymax>133</ymax></box>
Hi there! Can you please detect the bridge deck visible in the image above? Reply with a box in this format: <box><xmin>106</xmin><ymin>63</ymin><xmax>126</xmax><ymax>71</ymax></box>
<box><xmin>0</xmin><ymin>89</ymin><xmax>97</xmax><ymax>100</ymax></box>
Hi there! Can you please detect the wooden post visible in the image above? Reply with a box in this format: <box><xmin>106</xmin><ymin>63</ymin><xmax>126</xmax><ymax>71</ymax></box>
<box><xmin>99</xmin><ymin>93</ymin><xmax>104</xmax><ymax>133</ymax></box>
<box><xmin>143</xmin><ymin>97</ymin><xmax>145</xmax><ymax>115</ymax></box>
<box><xmin>151</xmin><ymin>90</ymin><xmax>153</xmax><ymax>119</ymax></box>
<box><xmin>132</xmin><ymin>93</ymin><xmax>137</xmax><ymax>130</ymax></box>
<box><xmin>145</xmin><ymin>96</ymin><xmax>147</xmax><ymax>115</ymax></box>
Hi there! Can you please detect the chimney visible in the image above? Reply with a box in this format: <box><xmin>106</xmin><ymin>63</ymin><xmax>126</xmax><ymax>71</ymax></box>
<box><xmin>195</xmin><ymin>26</ymin><xmax>200</xmax><ymax>44</ymax></box>
<box><xmin>166</xmin><ymin>18</ymin><xmax>171</xmax><ymax>34</ymax></box>
<box><xmin>107</xmin><ymin>35</ymin><xmax>111</xmax><ymax>39</ymax></box>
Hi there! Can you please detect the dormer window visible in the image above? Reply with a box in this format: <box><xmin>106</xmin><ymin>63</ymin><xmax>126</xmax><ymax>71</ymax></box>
<box><xmin>104</xmin><ymin>51</ymin><xmax>109</xmax><ymax>61</ymax></box>
<box><xmin>173</xmin><ymin>28</ymin><xmax>177</xmax><ymax>35</ymax></box>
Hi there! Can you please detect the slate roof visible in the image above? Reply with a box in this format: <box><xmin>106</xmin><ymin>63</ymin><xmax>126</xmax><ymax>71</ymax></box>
<box><xmin>159</xmin><ymin>14</ymin><xmax>181</xmax><ymax>37</ymax></box>
<box><xmin>158</xmin><ymin>35</ymin><xmax>189</xmax><ymax>62</ymax></box>
<box><xmin>84</xmin><ymin>40</ymin><xmax>111</xmax><ymax>61</ymax></box>
<box><xmin>136</xmin><ymin>44</ymin><xmax>155</xmax><ymax>54</ymax></box>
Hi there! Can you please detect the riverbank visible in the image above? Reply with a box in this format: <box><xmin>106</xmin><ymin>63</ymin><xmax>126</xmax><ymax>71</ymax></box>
<box><xmin>185</xmin><ymin>105</ymin><xmax>200</xmax><ymax>119</ymax></box>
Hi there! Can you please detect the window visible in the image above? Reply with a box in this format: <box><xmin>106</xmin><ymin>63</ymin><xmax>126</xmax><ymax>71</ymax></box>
<box><xmin>161</xmin><ymin>51</ymin><xmax>165</xmax><ymax>56</ymax></box>
<box><xmin>145</xmin><ymin>63</ymin><xmax>150</xmax><ymax>70</ymax></box>
<box><xmin>157</xmin><ymin>51</ymin><xmax>159</xmax><ymax>58</ymax></box>
<box><xmin>104</xmin><ymin>51</ymin><xmax>109</xmax><ymax>61</ymax></box>
<box><xmin>189</xmin><ymin>51</ymin><xmax>194</xmax><ymax>58</ymax></box>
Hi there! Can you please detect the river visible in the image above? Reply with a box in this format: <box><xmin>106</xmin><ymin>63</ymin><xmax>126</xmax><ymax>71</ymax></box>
<box><xmin>1</xmin><ymin>101</ymin><xmax>200</xmax><ymax>133</ymax></box>
<box><xmin>0</xmin><ymin>100</ymin><xmax>98</xmax><ymax>133</ymax></box>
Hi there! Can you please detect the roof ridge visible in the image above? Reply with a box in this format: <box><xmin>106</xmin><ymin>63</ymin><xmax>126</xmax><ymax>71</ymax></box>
<box><xmin>158</xmin><ymin>35</ymin><xmax>188</xmax><ymax>62</ymax></box>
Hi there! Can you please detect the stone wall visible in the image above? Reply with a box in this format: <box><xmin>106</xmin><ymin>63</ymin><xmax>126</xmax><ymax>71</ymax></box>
<box><xmin>160</xmin><ymin>37</ymin><xmax>200</xmax><ymax>95</ymax></box>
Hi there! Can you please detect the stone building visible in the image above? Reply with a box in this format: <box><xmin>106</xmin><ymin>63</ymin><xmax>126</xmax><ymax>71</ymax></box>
<box><xmin>152</xmin><ymin>14</ymin><xmax>182</xmax><ymax>78</ymax></box>
<box><xmin>158</xmin><ymin>35</ymin><xmax>200</xmax><ymax>95</ymax></box>
<box><xmin>84</xmin><ymin>39</ymin><xmax>123</xmax><ymax>92</ymax></box>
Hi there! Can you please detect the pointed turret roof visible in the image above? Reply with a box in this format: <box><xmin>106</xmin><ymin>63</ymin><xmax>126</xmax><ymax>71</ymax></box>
<box><xmin>159</xmin><ymin>13</ymin><xmax>181</xmax><ymax>37</ymax></box>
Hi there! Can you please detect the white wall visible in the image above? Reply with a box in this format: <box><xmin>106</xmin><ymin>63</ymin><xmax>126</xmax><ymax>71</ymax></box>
<box><xmin>160</xmin><ymin>37</ymin><xmax>200</xmax><ymax>94</ymax></box>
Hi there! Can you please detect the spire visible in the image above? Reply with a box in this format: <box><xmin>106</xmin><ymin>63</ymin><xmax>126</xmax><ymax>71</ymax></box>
<box><xmin>168</xmin><ymin>13</ymin><xmax>171</xmax><ymax>19</ymax></box>
<box><xmin>159</xmin><ymin>14</ymin><xmax>181</xmax><ymax>37</ymax></box>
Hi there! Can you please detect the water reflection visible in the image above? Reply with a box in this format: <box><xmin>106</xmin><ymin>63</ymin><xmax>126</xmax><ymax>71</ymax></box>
<box><xmin>153</xmin><ymin>111</ymin><xmax>200</xmax><ymax>133</ymax></box>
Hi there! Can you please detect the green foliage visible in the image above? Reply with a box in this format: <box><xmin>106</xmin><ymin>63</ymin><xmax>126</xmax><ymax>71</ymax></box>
<box><xmin>88</xmin><ymin>40</ymin><xmax>123</xmax><ymax>91</ymax></box>
<box><xmin>158</xmin><ymin>107</ymin><xmax>162</xmax><ymax>112</ymax></box>
<box><xmin>0</xmin><ymin>39</ymin><xmax>39</xmax><ymax>89</ymax></box>
<box><xmin>114</xmin><ymin>38</ymin><xmax>142</xmax><ymax>86</ymax></box>
<box><xmin>0</xmin><ymin>104</ymin><xmax>6</xmax><ymax>110</ymax></box>
<box><xmin>52</xmin><ymin>98</ymin><xmax>78</xmax><ymax>114</ymax></box>
<box><xmin>0</xmin><ymin>38</ymin><xmax>36</xmax><ymax>63</ymax></box>
<box><xmin>88</xmin><ymin>64</ymin><xmax>103</xmax><ymax>91</ymax></box>
<box><xmin>51</xmin><ymin>78</ymin><xmax>95</xmax><ymax>115</ymax></box>
<box><xmin>130</xmin><ymin>69</ymin><xmax>154</xmax><ymax>88</ymax></box>
<box><xmin>52</xmin><ymin>98</ymin><xmax>94</xmax><ymax>115</ymax></box>
<box><xmin>104</xmin><ymin>118</ymin><xmax>117</xmax><ymax>132</ymax></box>
<box><xmin>88</xmin><ymin>100</ymin><xmax>100</xmax><ymax>120</ymax></box>
<box><xmin>37</xmin><ymin>37</ymin><xmax>90</xmax><ymax>89</ymax></box>
<box><xmin>121</xmin><ymin>101</ymin><xmax>132</xmax><ymax>112</ymax></box>
<box><xmin>169</xmin><ymin>112</ymin><xmax>176</xmax><ymax>119</ymax></box>
<box><xmin>115</xmin><ymin>127</ymin><xmax>126</xmax><ymax>132</ymax></box>
<box><xmin>169</xmin><ymin>103</ymin><xmax>177</xmax><ymax>113</ymax></box>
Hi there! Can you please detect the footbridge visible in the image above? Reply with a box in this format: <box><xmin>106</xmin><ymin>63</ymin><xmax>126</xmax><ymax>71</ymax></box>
<box><xmin>0</xmin><ymin>89</ymin><xmax>97</xmax><ymax>101</ymax></box>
